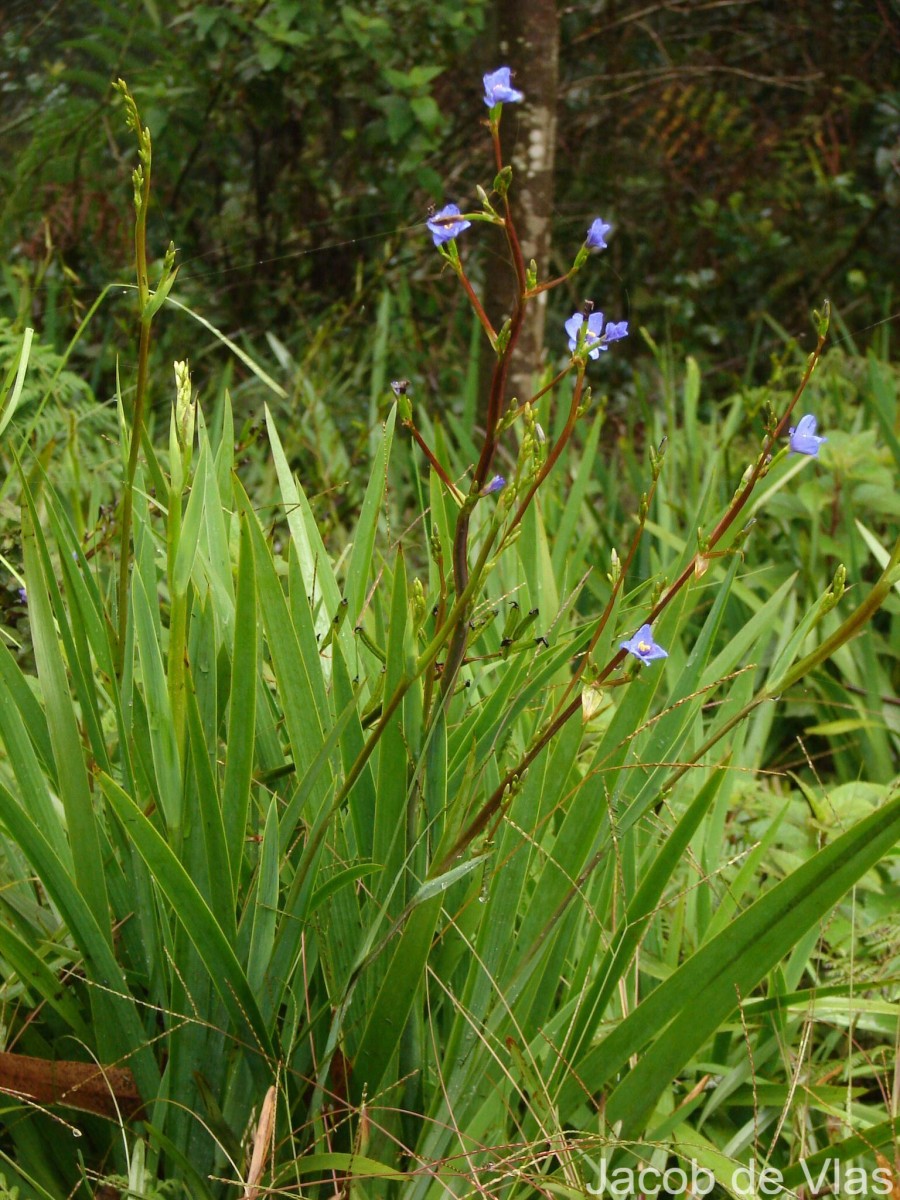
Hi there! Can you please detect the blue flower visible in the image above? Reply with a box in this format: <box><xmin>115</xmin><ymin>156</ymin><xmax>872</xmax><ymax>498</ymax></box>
<box><xmin>789</xmin><ymin>413</ymin><xmax>827</xmax><ymax>457</ymax></box>
<box><xmin>621</xmin><ymin>624</ymin><xmax>668</xmax><ymax>665</ymax></box>
<box><xmin>604</xmin><ymin>320</ymin><xmax>629</xmax><ymax>343</ymax></box>
<box><xmin>482</xmin><ymin>474</ymin><xmax>506</xmax><ymax>495</ymax></box>
<box><xmin>566</xmin><ymin>312</ymin><xmax>629</xmax><ymax>359</ymax></box>
<box><xmin>586</xmin><ymin>218</ymin><xmax>612</xmax><ymax>250</ymax></box>
<box><xmin>426</xmin><ymin>204</ymin><xmax>472</xmax><ymax>248</ymax></box>
<box><xmin>483</xmin><ymin>67</ymin><xmax>524</xmax><ymax>107</ymax></box>
<box><xmin>566</xmin><ymin>311</ymin><xmax>611</xmax><ymax>359</ymax></box>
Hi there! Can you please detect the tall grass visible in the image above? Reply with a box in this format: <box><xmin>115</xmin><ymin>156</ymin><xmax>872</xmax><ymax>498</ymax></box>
<box><xmin>0</xmin><ymin>78</ymin><xmax>896</xmax><ymax>1200</ymax></box>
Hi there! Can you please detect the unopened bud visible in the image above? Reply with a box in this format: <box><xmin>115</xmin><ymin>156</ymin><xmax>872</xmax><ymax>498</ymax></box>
<box><xmin>733</xmin><ymin>462</ymin><xmax>755</xmax><ymax>501</ymax></box>
<box><xmin>132</xmin><ymin>166</ymin><xmax>144</xmax><ymax>214</ymax></box>
<box><xmin>814</xmin><ymin>299</ymin><xmax>831</xmax><ymax>339</ymax></box>
<box><xmin>493</xmin><ymin>166</ymin><xmax>513</xmax><ymax>196</ymax></box>
<box><xmin>174</xmin><ymin>359</ymin><xmax>194</xmax><ymax>452</ymax></box>
<box><xmin>821</xmin><ymin>562</ymin><xmax>846</xmax><ymax>614</ymax></box>
<box><xmin>411</xmin><ymin>578</ymin><xmax>427</xmax><ymax>630</ymax></box>
<box><xmin>650</xmin><ymin>436</ymin><xmax>668</xmax><ymax>479</ymax></box>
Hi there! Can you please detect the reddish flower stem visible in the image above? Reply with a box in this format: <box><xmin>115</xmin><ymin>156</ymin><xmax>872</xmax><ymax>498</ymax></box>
<box><xmin>502</xmin><ymin>366</ymin><xmax>586</xmax><ymax>539</ymax></box>
<box><xmin>524</xmin><ymin>272</ymin><xmax>574</xmax><ymax>298</ymax></box>
<box><xmin>433</xmin><ymin>328</ymin><xmax>828</xmax><ymax>874</ymax></box>
<box><xmin>645</xmin><ymin>329</ymin><xmax>827</xmax><ymax>631</ymax></box>
<box><xmin>551</xmin><ymin>468</ymin><xmax>664</xmax><ymax>719</ymax></box>
<box><xmin>439</xmin><ymin>127</ymin><xmax>529</xmax><ymax>705</ymax></box>
<box><xmin>456</xmin><ymin>261</ymin><xmax>497</xmax><ymax>347</ymax></box>
<box><xmin>403</xmin><ymin>420</ymin><xmax>464</xmax><ymax>503</ymax></box>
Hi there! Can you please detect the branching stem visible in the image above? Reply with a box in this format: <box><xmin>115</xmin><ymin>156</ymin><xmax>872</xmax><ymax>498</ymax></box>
<box><xmin>432</xmin><ymin>326</ymin><xmax>831</xmax><ymax>873</ymax></box>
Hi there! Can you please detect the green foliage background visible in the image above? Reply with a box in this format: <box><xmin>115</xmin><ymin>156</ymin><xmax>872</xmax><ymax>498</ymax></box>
<box><xmin>0</xmin><ymin>3</ymin><xmax>897</xmax><ymax>1198</ymax></box>
<box><xmin>2</xmin><ymin>1</ymin><xmax>898</xmax><ymax>393</ymax></box>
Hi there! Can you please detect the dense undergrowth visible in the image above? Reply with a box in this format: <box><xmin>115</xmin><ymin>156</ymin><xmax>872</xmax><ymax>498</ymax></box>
<box><xmin>3</xmin><ymin>3</ymin><xmax>899</xmax><ymax>399</ymax></box>
<box><xmin>0</xmin><ymin>65</ymin><xmax>896</xmax><ymax>1200</ymax></box>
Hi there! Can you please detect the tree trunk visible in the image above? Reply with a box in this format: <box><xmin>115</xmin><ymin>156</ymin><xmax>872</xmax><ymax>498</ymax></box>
<box><xmin>484</xmin><ymin>0</ymin><xmax>560</xmax><ymax>406</ymax></box>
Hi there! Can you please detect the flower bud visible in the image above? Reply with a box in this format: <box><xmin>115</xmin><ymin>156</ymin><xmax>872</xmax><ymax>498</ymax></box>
<box><xmin>733</xmin><ymin>462</ymin><xmax>755</xmax><ymax>501</ymax></box>
<box><xmin>174</xmin><ymin>359</ymin><xmax>194</xmax><ymax>453</ymax></box>
<box><xmin>821</xmin><ymin>562</ymin><xmax>846</xmax><ymax>614</ymax></box>
<box><xmin>814</xmin><ymin>299</ymin><xmax>831</xmax><ymax>338</ymax></box>
<box><xmin>650</xmin><ymin>436</ymin><xmax>667</xmax><ymax>479</ymax></box>
<box><xmin>411</xmin><ymin>578</ymin><xmax>427</xmax><ymax>631</ymax></box>
<box><xmin>493</xmin><ymin>166</ymin><xmax>513</xmax><ymax>196</ymax></box>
